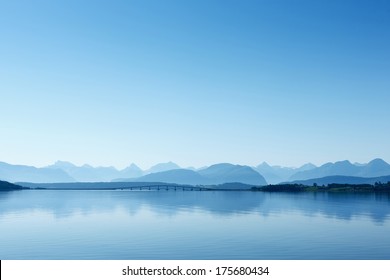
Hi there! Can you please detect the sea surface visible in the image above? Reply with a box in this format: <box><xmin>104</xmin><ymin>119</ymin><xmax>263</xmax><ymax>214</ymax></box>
<box><xmin>0</xmin><ymin>190</ymin><xmax>389</xmax><ymax>259</ymax></box>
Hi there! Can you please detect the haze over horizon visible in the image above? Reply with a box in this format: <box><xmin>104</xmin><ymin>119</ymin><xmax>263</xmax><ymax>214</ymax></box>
<box><xmin>1</xmin><ymin>158</ymin><xmax>388</xmax><ymax>172</ymax></box>
<box><xmin>1</xmin><ymin>0</ymin><xmax>389</xmax><ymax>169</ymax></box>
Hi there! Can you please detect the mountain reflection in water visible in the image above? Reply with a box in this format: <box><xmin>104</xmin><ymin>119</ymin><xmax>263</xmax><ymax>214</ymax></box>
<box><xmin>0</xmin><ymin>190</ymin><xmax>389</xmax><ymax>223</ymax></box>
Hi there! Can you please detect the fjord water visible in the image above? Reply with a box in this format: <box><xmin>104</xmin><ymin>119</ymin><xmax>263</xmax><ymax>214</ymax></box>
<box><xmin>0</xmin><ymin>190</ymin><xmax>389</xmax><ymax>259</ymax></box>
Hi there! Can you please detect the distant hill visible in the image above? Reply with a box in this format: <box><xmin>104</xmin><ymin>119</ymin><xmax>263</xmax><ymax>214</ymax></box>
<box><xmin>1</xmin><ymin>160</ymin><xmax>145</xmax><ymax>183</ymax></box>
<box><xmin>145</xmin><ymin>162</ymin><xmax>181</xmax><ymax>174</ymax></box>
<box><xmin>46</xmin><ymin>161</ymin><xmax>180</xmax><ymax>182</ymax></box>
<box><xmin>47</xmin><ymin>161</ymin><xmax>106</xmax><ymax>182</ymax></box>
<box><xmin>0</xmin><ymin>180</ymin><xmax>24</xmax><ymax>191</ymax></box>
<box><xmin>47</xmin><ymin>161</ymin><xmax>144</xmax><ymax>182</ymax></box>
<box><xmin>120</xmin><ymin>163</ymin><xmax>144</xmax><ymax>178</ymax></box>
<box><xmin>287</xmin><ymin>175</ymin><xmax>390</xmax><ymax>186</ymax></box>
<box><xmin>0</xmin><ymin>162</ymin><xmax>75</xmax><ymax>183</ymax></box>
<box><xmin>289</xmin><ymin>159</ymin><xmax>390</xmax><ymax>181</ymax></box>
<box><xmin>199</xmin><ymin>163</ymin><xmax>267</xmax><ymax>185</ymax></box>
<box><xmin>357</xmin><ymin>158</ymin><xmax>390</xmax><ymax>177</ymax></box>
<box><xmin>133</xmin><ymin>169</ymin><xmax>204</xmax><ymax>185</ymax></box>
<box><xmin>255</xmin><ymin>162</ymin><xmax>316</xmax><ymax>184</ymax></box>
<box><xmin>117</xmin><ymin>163</ymin><xmax>267</xmax><ymax>185</ymax></box>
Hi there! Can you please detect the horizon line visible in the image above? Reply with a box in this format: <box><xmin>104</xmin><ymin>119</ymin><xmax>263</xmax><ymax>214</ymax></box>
<box><xmin>1</xmin><ymin>157</ymin><xmax>388</xmax><ymax>171</ymax></box>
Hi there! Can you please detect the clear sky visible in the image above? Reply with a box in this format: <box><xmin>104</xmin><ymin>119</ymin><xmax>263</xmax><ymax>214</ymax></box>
<box><xmin>1</xmin><ymin>0</ymin><xmax>389</xmax><ymax>169</ymax></box>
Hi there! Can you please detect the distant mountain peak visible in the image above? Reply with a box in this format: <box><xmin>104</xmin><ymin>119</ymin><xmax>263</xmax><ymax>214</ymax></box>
<box><xmin>299</xmin><ymin>163</ymin><xmax>316</xmax><ymax>170</ymax></box>
<box><xmin>368</xmin><ymin>158</ymin><xmax>389</xmax><ymax>166</ymax></box>
<box><xmin>125</xmin><ymin>163</ymin><xmax>142</xmax><ymax>170</ymax></box>
<box><xmin>0</xmin><ymin>161</ymin><xmax>75</xmax><ymax>183</ymax></box>
<box><xmin>121</xmin><ymin>163</ymin><xmax>142</xmax><ymax>174</ymax></box>
<box><xmin>52</xmin><ymin>161</ymin><xmax>76</xmax><ymax>168</ymax></box>
<box><xmin>198</xmin><ymin>163</ymin><xmax>267</xmax><ymax>185</ymax></box>
<box><xmin>257</xmin><ymin>162</ymin><xmax>273</xmax><ymax>171</ymax></box>
<box><xmin>146</xmin><ymin>162</ymin><xmax>181</xmax><ymax>174</ymax></box>
<box><xmin>290</xmin><ymin>158</ymin><xmax>390</xmax><ymax>182</ymax></box>
<box><xmin>334</xmin><ymin>160</ymin><xmax>353</xmax><ymax>165</ymax></box>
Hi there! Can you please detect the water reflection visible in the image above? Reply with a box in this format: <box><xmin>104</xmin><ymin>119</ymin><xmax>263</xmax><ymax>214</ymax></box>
<box><xmin>1</xmin><ymin>190</ymin><xmax>390</xmax><ymax>260</ymax></box>
<box><xmin>0</xmin><ymin>190</ymin><xmax>389</xmax><ymax>223</ymax></box>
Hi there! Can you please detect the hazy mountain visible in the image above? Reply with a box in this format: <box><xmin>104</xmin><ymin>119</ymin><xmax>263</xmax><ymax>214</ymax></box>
<box><xmin>357</xmin><ymin>158</ymin><xmax>390</xmax><ymax>177</ymax></box>
<box><xmin>289</xmin><ymin>159</ymin><xmax>390</xmax><ymax>181</ymax></box>
<box><xmin>93</xmin><ymin>166</ymin><xmax>122</xmax><ymax>181</ymax></box>
<box><xmin>117</xmin><ymin>164</ymin><xmax>267</xmax><ymax>186</ymax></box>
<box><xmin>199</xmin><ymin>163</ymin><xmax>267</xmax><ymax>185</ymax></box>
<box><xmin>47</xmin><ymin>161</ymin><xmax>144</xmax><ymax>182</ymax></box>
<box><xmin>119</xmin><ymin>163</ymin><xmax>144</xmax><ymax>178</ymax></box>
<box><xmin>46</xmin><ymin>161</ymin><xmax>181</xmax><ymax>183</ymax></box>
<box><xmin>255</xmin><ymin>162</ymin><xmax>316</xmax><ymax>184</ymax></box>
<box><xmin>287</xmin><ymin>175</ymin><xmax>390</xmax><ymax>186</ymax></box>
<box><xmin>145</xmin><ymin>162</ymin><xmax>181</xmax><ymax>174</ymax></box>
<box><xmin>0</xmin><ymin>162</ymin><xmax>75</xmax><ymax>183</ymax></box>
<box><xmin>48</xmin><ymin>161</ymin><xmax>106</xmax><ymax>182</ymax></box>
<box><xmin>185</xmin><ymin>166</ymin><xmax>197</xmax><ymax>171</ymax></box>
<box><xmin>133</xmin><ymin>169</ymin><xmax>205</xmax><ymax>185</ymax></box>
<box><xmin>299</xmin><ymin>163</ymin><xmax>317</xmax><ymax>171</ymax></box>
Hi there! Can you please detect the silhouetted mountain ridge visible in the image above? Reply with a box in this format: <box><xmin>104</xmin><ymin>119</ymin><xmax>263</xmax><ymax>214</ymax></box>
<box><xmin>289</xmin><ymin>159</ymin><xmax>390</xmax><ymax>181</ymax></box>
<box><xmin>133</xmin><ymin>169</ymin><xmax>204</xmax><ymax>185</ymax></box>
<box><xmin>255</xmin><ymin>162</ymin><xmax>317</xmax><ymax>184</ymax></box>
<box><xmin>116</xmin><ymin>163</ymin><xmax>267</xmax><ymax>186</ymax></box>
<box><xmin>0</xmin><ymin>162</ymin><xmax>75</xmax><ymax>183</ymax></box>
<box><xmin>146</xmin><ymin>162</ymin><xmax>181</xmax><ymax>174</ymax></box>
<box><xmin>46</xmin><ymin>161</ymin><xmax>183</xmax><ymax>182</ymax></box>
<box><xmin>1</xmin><ymin>159</ymin><xmax>389</xmax><ymax>184</ymax></box>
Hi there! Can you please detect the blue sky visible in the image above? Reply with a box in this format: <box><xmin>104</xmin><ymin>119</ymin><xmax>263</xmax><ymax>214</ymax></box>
<box><xmin>1</xmin><ymin>0</ymin><xmax>389</xmax><ymax>169</ymax></box>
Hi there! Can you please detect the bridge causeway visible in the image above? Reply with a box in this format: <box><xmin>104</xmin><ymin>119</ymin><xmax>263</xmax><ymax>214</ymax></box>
<box><xmin>121</xmin><ymin>185</ymin><xmax>211</xmax><ymax>191</ymax></box>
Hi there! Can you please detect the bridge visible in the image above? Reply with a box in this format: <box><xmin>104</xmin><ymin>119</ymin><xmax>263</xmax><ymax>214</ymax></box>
<box><xmin>119</xmin><ymin>184</ymin><xmax>212</xmax><ymax>191</ymax></box>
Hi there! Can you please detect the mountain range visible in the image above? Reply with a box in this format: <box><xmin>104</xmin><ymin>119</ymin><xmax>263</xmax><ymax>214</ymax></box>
<box><xmin>116</xmin><ymin>163</ymin><xmax>267</xmax><ymax>186</ymax></box>
<box><xmin>1</xmin><ymin>159</ymin><xmax>390</xmax><ymax>185</ymax></box>
<box><xmin>0</xmin><ymin>161</ymin><xmax>75</xmax><ymax>183</ymax></box>
<box><xmin>289</xmin><ymin>159</ymin><xmax>390</xmax><ymax>181</ymax></box>
<box><xmin>46</xmin><ymin>161</ymin><xmax>143</xmax><ymax>182</ymax></box>
<box><xmin>255</xmin><ymin>162</ymin><xmax>317</xmax><ymax>184</ymax></box>
<box><xmin>288</xmin><ymin>175</ymin><xmax>390</xmax><ymax>186</ymax></box>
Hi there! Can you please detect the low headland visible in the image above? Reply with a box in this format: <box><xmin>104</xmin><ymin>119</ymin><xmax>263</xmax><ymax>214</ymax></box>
<box><xmin>252</xmin><ymin>182</ymin><xmax>390</xmax><ymax>192</ymax></box>
<box><xmin>0</xmin><ymin>180</ymin><xmax>26</xmax><ymax>191</ymax></box>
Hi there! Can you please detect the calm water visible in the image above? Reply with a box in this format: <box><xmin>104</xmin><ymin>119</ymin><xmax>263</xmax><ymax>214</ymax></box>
<box><xmin>0</xmin><ymin>190</ymin><xmax>390</xmax><ymax>259</ymax></box>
